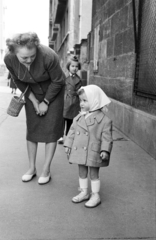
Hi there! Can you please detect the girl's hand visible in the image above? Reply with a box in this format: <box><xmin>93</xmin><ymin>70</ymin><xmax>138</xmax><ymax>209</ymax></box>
<box><xmin>65</xmin><ymin>147</ymin><xmax>71</xmax><ymax>159</ymax></box>
<box><xmin>100</xmin><ymin>151</ymin><xmax>109</xmax><ymax>160</ymax></box>
<box><xmin>38</xmin><ymin>102</ymin><xmax>48</xmax><ymax>116</ymax></box>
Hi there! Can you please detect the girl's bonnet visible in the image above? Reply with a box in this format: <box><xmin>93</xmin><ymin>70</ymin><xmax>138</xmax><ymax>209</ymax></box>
<box><xmin>80</xmin><ymin>85</ymin><xmax>111</xmax><ymax>112</ymax></box>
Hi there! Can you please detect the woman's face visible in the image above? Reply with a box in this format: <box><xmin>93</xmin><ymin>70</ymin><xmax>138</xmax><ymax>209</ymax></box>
<box><xmin>79</xmin><ymin>92</ymin><xmax>90</xmax><ymax>112</ymax></box>
<box><xmin>69</xmin><ymin>60</ymin><xmax>79</xmax><ymax>74</ymax></box>
<box><xmin>16</xmin><ymin>46</ymin><xmax>37</xmax><ymax>66</ymax></box>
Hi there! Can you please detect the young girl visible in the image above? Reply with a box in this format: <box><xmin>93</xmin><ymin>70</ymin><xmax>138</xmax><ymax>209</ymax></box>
<box><xmin>58</xmin><ymin>55</ymin><xmax>82</xmax><ymax>143</ymax></box>
<box><xmin>64</xmin><ymin>85</ymin><xmax>113</xmax><ymax>208</ymax></box>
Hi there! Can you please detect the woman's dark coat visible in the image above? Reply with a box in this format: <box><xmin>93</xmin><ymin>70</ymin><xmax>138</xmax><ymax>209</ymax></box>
<box><xmin>4</xmin><ymin>45</ymin><xmax>65</xmax><ymax>142</ymax></box>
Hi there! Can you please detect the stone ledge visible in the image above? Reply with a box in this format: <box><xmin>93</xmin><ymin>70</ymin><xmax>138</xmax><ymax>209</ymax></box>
<box><xmin>107</xmin><ymin>98</ymin><xmax>156</xmax><ymax>160</ymax></box>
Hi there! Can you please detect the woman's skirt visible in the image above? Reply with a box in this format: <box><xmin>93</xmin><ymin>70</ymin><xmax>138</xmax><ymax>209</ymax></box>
<box><xmin>25</xmin><ymin>88</ymin><xmax>64</xmax><ymax>143</ymax></box>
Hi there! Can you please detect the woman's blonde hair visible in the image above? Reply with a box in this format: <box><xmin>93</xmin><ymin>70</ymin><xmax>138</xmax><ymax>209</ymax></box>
<box><xmin>6</xmin><ymin>32</ymin><xmax>40</xmax><ymax>53</ymax></box>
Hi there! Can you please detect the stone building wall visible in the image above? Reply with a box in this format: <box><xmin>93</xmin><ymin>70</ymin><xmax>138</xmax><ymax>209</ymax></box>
<box><xmin>88</xmin><ymin>0</ymin><xmax>156</xmax><ymax>159</ymax></box>
<box><xmin>89</xmin><ymin>0</ymin><xmax>135</xmax><ymax>105</ymax></box>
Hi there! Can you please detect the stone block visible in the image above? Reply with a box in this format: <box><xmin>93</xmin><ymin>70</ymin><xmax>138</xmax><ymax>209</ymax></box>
<box><xmin>125</xmin><ymin>53</ymin><xmax>136</xmax><ymax>78</ymax></box>
<box><xmin>110</xmin><ymin>78</ymin><xmax>133</xmax><ymax>104</ymax></box>
<box><xmin>128</xmin><ymin>2</ymin><xmax>133</xmax><ymax>27</ymax></box>
<box><xmin>107</xmin><ymin>0</ymin><xmax>116</xmax><ymax>18</ymax></box>
<box><xmin>108</xmin><ymin>55</ymin><xmax>127</xmax><ymax>78</ymax></box>
<box><xmin>111</xmin><ymin>11</ymin><xmax>120</xmax><ymax>36</ymax></box>
<box><xmin>89</xmin><ymin>75</ymin><xmax>133</xmax><ymax>105</ymax></box>
<box><xmin>103</xmin><ymin>19</ymin><xmax>111</xmax><ymax>39</ymax></box>
<box><xmin>88</xmin><ymin>61</ymin><xmax>94</xmax><ymax>76</ymax></box>
<box><xmin>123</xmin><ymin>28</ymin><xmax>134</xmax><ymax>54</ymax></box>
<box><xmin>120</xmin><ymin>5</ymin><xmax>128</xmax><ymax>31</ymax></box>
<box><xmin>101</xmin><ymin>4</ymin><xmax>108</xmax><ymax>23</ymax></box>
<box><xmin>98</xmin><ymin>59</ymin><xmax>107</xmax><ymax>76</ymax></box>
<box><xmin>115</xmin><ymin>0</ymin><xmax>125</xmax><ymax>12</ymax></box>
<box><xmin>99</xmin><ymin>40</ymin><xmax>107</xmax><ymax>60</ymax></box>
<box><xmin>107</xmin><ymin>37</ymin><xmax>114</xmax><ymax>57</ymax></box>
<box><xmin>114</xmin><ymin>32</ymin><xmax>123</xmax><ymax>56</ymax></box>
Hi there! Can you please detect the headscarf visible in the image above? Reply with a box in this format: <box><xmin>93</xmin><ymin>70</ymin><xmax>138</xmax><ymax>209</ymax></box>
<box><xmin>80</xmin><ymin>85</ymin><xmax>111</xmax><ymax>112</ymax></box>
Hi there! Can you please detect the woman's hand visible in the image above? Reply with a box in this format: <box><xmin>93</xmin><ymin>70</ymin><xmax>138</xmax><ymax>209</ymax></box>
<box><xmin>33</xmin><ymin>100</ymin><xmax>40</xmax><ymax>115</ymax></box>
<box><xmin>38</xmin><ymin>102</ymin><xmax>48</xmax><ymax>116</ymax></box>
<box><xmin>28</xmin><ymin>92</ymin><xmax>40</xmax><ymax>115</ymax></box>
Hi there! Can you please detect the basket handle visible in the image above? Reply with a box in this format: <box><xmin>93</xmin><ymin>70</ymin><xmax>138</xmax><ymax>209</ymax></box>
<box><xmin>18</xmin><ymin>85</ymin><xmax>29</xmax><ymax>102</ymax></box>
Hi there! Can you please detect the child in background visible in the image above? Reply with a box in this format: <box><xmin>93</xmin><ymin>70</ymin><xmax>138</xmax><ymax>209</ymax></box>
<box><xmin>58</xmin><ymin>55</ymin><xmax>82</xmax><ymax>144</ymax></box>
<box><xmin>7</xmin><ymin>72</ymin><xmax>17</xmax><ymax>94</ymax></box>
<box><xmin>64</xmin><ymin>85</ymin><xmax>113</xmax><ymax>208</ymax></box>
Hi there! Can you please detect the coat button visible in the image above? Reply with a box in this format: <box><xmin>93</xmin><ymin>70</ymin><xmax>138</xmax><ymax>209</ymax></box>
<box><xmin>77</xmin><ymin>131</ymin><xmax>80</xmax><ymax>135</ymax></box>
<box><xmin>74</xmin><ymin>146</ymin><xmax>77</xmax><ymax>150</ymax></box>
<box><xmin>83</xmin><ymin>147</ymin><xmax>87</xmax><ymax>151</ymax></box>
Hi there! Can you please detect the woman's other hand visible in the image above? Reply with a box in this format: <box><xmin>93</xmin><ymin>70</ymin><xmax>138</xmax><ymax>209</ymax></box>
<box><xmin>38</xmin><ymin>102</ymin><xmax>48</xmax><ymax>116</ymax></box>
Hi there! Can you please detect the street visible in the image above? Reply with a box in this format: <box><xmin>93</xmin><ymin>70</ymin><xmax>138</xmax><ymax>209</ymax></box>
<box><xmin>0</xmin><ymin>74</ymin><xmax>155</xmax><ymax>240</ymax></box>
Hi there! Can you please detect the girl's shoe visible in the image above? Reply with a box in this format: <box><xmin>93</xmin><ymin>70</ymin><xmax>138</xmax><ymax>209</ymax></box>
<box><xmin>85</xmin><ymin>179</ymin><xmax>101</xmax><ymax>208</ymax></box>
<box><xmin>72</xmin><ymin>178</ymin><xmax>89</xmax><ymax>203</ymax></box>
<box><xmin>58</xmin><ymin>137</ymin><xmax>63</xmax><ymax>144</ymax></box>
<box><xmin>72</xmin><ymin>189</ymin><xmax>90</xmax><ymax>203</ymax></box>
<box><xmin>85</xmin><ymin>193</ymin><xmax>101</xmax><ymax>208</ymax></box>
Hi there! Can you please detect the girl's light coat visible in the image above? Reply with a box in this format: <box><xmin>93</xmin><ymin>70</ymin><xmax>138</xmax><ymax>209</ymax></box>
<box><xmin>64</xmin><ymin>110</ymin><xmax>113</xmax><ymax>167</ymax></box>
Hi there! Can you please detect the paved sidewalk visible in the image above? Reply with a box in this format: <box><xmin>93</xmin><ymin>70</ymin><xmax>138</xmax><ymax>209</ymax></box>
<box><xmin>0</xmin><ymin>87</ymin><xmax>155</xmax><ymax>240</ymax></box>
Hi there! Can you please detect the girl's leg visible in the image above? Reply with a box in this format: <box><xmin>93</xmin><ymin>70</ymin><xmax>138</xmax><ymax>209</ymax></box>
<box><xmin>40</xmin><ymin>142</ymin><xmax>57</xmax><ymax>177</ymax></box>
<box><xmin>79</xmin><ymin>164</ymin><xmax>88</xmax><ymax>179</ymax></box>
<box><xmin>22</xmin><ymin>141</ymin><xmax>38</xmax><ymax>182</ymax></box>
<box><xmin>85</xmin><ymin>167</ymin><xmax>101</xmax><ymax>208</ymax></box>
<box><xmin>65</xmin><ymin>118</ymin><xmax>73</xmax><ymax>136</ymax></box>
<box><xmin>58</xmin><ymin>119</ymin><xmax>66</xmax><ymax>144</ymax></box>
<box><xmin>72</xmin><ymin>165</ymin><xmax>90</xmax><ymax>203</ymax></box>
<box><xmin>89</xmin><ymin>166</ymin><xmax>99</xmax><ymax>180</ymax></box>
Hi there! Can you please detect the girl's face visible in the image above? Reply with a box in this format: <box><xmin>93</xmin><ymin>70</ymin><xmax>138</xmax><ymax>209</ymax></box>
<box><xmin>79</xmin><ymin>92</ymin><xmax>90</xmax><ymax>112</ymax></box>
<box><xmin>69</xmin><ymin>60</ymin><xmax>79</xmax><ymax>74</ymax></box>
<box><xmin>16</xmin><ymin>46</ymin><xmax>37</xmax><ymax>66</ymax></box>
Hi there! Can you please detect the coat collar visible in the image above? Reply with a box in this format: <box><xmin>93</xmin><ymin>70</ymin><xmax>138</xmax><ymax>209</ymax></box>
<box><xmin>75</xmin><ymin>110</ymin><xmax>105</xmax><ymax>130</ymax></box>
<box><xmin>66</xmin><ymin>74</ymin><xmax>80</xmax><ymax>86</ymax></box>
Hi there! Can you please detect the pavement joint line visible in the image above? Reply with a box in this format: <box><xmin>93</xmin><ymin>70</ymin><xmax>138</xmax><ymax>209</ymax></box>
<box><xmin>0</xmin><ymin>115</ymin><xmax>8</xmax><ymax>126</ymax></box>
<box><xmin>22</xmin><ymin>238</ymin><xmax>156</xmax><ymax>240</ymax></box>
<box><xmin>113</xmin><ymin>137</ymin><xmax>128</xmax><ymax>141</ymax></box>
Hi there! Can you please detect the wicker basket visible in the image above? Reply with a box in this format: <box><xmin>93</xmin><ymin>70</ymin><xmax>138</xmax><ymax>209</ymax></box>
<box><xmin>7</xmin><ymin>86</ymin><xmax>28</xmax><ymax>117</ymax></box>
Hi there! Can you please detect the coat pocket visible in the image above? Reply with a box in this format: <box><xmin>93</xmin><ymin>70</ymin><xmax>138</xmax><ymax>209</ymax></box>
<box><xmin>91</xmin><ymin>142</ymin><xmax>100</xmax><ymax>152</ymax></box>
<box><xmin>90</xmin><ymin>142</ymin><xmax>102</xmax><ymax>163</ymax></box>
